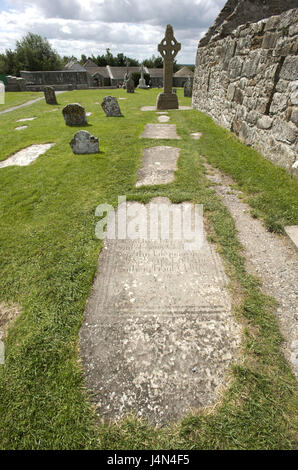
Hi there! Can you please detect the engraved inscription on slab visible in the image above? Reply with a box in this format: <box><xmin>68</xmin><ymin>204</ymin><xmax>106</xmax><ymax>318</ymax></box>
<box><xmin>80</xmin><ymin>198</ymin><xmax>241</xmax><ymax>426</ymax></box>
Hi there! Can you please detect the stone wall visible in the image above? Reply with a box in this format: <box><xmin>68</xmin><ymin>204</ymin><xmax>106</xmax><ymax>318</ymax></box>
<box><xmin>192</xmin><ymin>6</ymin><xmax>298</xmax><ymax>175</ymax></box>
<box><xmin>20</xmin><ymin>70</ymin><xmax>91</xmax><ymax>89</ymax></box>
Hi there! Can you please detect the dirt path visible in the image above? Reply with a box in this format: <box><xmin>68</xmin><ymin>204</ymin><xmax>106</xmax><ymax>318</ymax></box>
<box><xmin>204</xmin><ymin>160</ymin><xmax>298</xmax><ymax>377</ymax></box>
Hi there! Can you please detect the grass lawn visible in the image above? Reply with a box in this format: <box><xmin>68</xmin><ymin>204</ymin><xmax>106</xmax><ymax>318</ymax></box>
<box><xmin>0</xmin><ymin>91</ymin><xmax>43</xmax><ymax>111</ymax></box>
<box><xmin>0</xmin><ymin>88</ymin><xmax>297</xmax><ymax>450</ymax></box>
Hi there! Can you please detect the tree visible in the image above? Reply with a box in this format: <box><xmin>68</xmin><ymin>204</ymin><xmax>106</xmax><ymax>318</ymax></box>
<box><xmin>143</xmin><ymin>55</ymin><xmax>163</xmax><ymax>68</ymax></box>
<box><xmin>14</xmin><ymin>33</ymin><xmax>62</xmax><ymax>74</ymax></box>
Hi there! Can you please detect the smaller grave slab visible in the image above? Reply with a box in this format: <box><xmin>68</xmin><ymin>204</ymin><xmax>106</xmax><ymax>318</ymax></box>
<box><xmin>285</xmin><ymin>226</ymin><xmax>298</xmax><ymax>250</ymax></box>
<box><xmin>136</xmin><ymin>146</ymin><xmax>180</xmax><ymax>186</ymax></box>
<box><xmin>140</xmin><ymin>124</ymin><xmax>180</xmax><ymax>139</ymax></box>
<box><xmin>190</xmin><ymin>132</ymin><xmax>202</xmax><ymax>139</ymax></box>
<box><xmin>15</xmin><ymin>126</ymin><xmax>28</xmax><ymax>131</ymax></box>
<box><xmin>158</xmin><ymin>115</ymin><xmax>170</xmax><ymax>123</ymax></box>
<box><xmin>70</xmin><ymin>130</ymin><xmax>99</xmax><ymax>154</ymax></box>
<box><xmin>0</xmin><ymin>144</ymin><xmax>55</xmax><ymax>168</ymax></box>
<box><xmin>16</xmin><ymin>117</ymin><xmax>36</xmax><ymax>122</ymax></box>
<box><xmin>62</xmin><ymin>103</ymin><xmax>87</xmax><ymax>126</ymax></box>
<box><xmin>101</xmin><ymin>96</ymin><xmax>122</xmax><ymax>117</ymax></box>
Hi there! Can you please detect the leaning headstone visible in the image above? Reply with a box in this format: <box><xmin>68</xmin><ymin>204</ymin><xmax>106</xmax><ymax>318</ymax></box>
<box><xmin>62</xmin><ymin>103</ymin><xmax>87</xmax><ymax>126</ymax></box>
<box><xmin>184</xmin><ymin>77</ymin><xmax>193</xmax><ymax>98</ymax></box>
<box><xmin>70</xmin><ymin>130</ymin><xmax>99</xmax><ymax>154</ymax></box>
<box><xmin>156</xmin><ymin>25</ymin><xmax>181</xmax><ymax>110</ymax></box>
<box><xmin>44</xmin><ymin>86</ymin><xmax>57</xmax><ymax>105</ymax></box>
<box><xmin>126</xmin><ymin>76</ymin><xmax>135</xmax><ymax>93</ymax></box>
<box><xmin>101</xmin><ymin>96</ymin><xmax>123</xmax><ymax>117</ymax></box>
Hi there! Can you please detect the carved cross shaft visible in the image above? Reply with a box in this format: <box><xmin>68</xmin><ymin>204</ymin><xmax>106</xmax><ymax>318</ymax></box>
<box><xmin>158</xmin><ymin>25</ymin><xmax>181</xmax><ymax>94</ymax></box>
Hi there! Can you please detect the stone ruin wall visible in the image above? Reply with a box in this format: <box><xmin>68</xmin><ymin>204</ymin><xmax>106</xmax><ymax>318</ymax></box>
<box><xmin>192</xmin><ymin>6</ymin><xmax>298</xmax><ymax>175</ymax></box>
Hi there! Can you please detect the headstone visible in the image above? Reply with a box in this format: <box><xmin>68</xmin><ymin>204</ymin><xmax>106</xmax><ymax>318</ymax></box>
<box><xmin>184</xmin><ymin>77</ymin><xmax>193</xmax><ymax>98</ymax></box>
<box><xmin>156</xmin><ymin>25</ymin><xmax>181</xmax><ymax>110</ymax></box>
<box><xmin>138</xmin><ymin>64</ymin><xmax>147</xmax><ymax>89</ymax></box>
<box><xmin>101</xmin><ymin>96</ymin><xmax>123</xmax><ymax>117</ymax></box>
<box><xmin>44</xmin><ymin>86</ymin><xmax>57</xmax><ymax>105</ymax></box>
<box><xmin>62</xmin><ymin>103</ymin><xmax>87</xmax><ymax>126</ymax></box>
<box><xmin>126</xmin><ymin>75</ymin><xmax>135</xmax><ymax>93</ymax></box>
<box><xmin>122</xmin><ymin>60</ymin><xmax>130</xmax><ymax>89</ymax></box>
<box><xmin>0</xmin><ymin>81</ymin><xmax>4</xmax><ymax>105</ymax></box>
<box><xmin>70</xmin><ymin>130</ymin><xmax>99</xmax><ymax>154</ymax></box>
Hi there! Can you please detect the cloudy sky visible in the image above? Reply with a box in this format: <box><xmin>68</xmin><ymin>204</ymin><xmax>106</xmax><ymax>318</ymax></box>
<box><xmin>0</xmin><ymin>0</ymin><xmax>226</xmax><ymax>64</ymax></box>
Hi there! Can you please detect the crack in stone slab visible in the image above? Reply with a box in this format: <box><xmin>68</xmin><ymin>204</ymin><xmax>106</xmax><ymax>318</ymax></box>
<box><xmin>80</xmin><ymin>198</ymin><xmax>241</xmax><ymax>426</ymax></box>
<box><xmin>203</xmin><ymin>161</ymin><xmax>298</xmax><ymax>377</ymax></box>
<box><xmin>140</xmin><ymin>124</ymin><xmax>180</xmax><ymax>139</ymax></box>
<box><xmin>136</xmin><ymin>146</ymin><xmax>179</xmax><ymax>187</ymax></box>
<box><xmin>0</xmin><ymin>143</ymin><xmax>55</xmax><ymax>168</ymax></box>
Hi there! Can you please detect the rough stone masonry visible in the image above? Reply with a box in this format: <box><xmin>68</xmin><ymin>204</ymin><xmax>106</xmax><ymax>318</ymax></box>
<box><xmin>192</xmin><ymin>2</ymin><xmax>298</xmax><ymax>176</ymax></box>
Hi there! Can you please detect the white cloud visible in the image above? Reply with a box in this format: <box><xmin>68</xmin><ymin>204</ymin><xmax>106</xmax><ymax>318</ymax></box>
<box><xmin>0</xmin><ymin>0</ymin><xmax>226</xmax><ymax>63</ymax></box>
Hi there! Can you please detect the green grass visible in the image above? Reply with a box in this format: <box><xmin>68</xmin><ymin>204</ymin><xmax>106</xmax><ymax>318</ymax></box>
<box><xmin>0</xmin><ymin>88</ymin><xmax>297</xmax><ymax>450</ymax></box>
<box><xmin>0</xmin><ymin>91</ymin><xmax>43</xmax><ymax>112</ymax></box>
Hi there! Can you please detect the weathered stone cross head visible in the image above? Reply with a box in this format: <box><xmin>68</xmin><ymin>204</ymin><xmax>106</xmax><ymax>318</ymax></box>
<box><xmin>158</xmin><ymin>24</ymin><xmax>181</xmax><ymax>61</ymax></box>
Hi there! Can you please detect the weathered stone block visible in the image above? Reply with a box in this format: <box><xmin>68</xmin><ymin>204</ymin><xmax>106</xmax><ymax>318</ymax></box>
<box><xmin>156</xmin><ymin>93</ymin><xmax>179</xmax><ymax>110</ymax></box>
<box><xmin>257</xmin><ymin>116</ymin><xmax>273</xmax><ymax>129</ymax></box>
<box><xmin>262</xmin><ymin>32</ymin><xmax>279</xmax><ymax>49</ymax></box>
<box><xmin>227</xmin><ymin>83</ymin><xmax>236</xmax><ymax>100</ymax></box>
<box><xmin>270</xmin><ymin>93</ymin><xmax>288</xmax><ymax>114</ymax></box>
<box><xmin>280</xmin><ymin>56</ymin><xmax>298</xmax><ymax>81</ymax></box>
<box><xmin>101</xmin><ymin>96</ymin><xmax>123</xmax><ymax>117</ymax></box>
<box><xmin>290</xmin><ymin>107</ymin><xmax>298</xmax><ymax>127</ymax></box>
<box><xmin>62</xmin><ymin>103</ymin><xmax>87</xmax><ymax>126</ymax></box>
<box><xmin>273</xmin><ymin>119</ymin><xmax>297</xmax><ymax>144</ymax></box>
<box><xmin>70</xmin><ymin>130</ymin><xmax>99</xmax><ymax>154</ymax></box>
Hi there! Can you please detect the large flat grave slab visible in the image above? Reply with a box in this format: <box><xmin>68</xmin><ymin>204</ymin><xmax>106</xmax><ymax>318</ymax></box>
<box><xmin>0</xmin><ymin>144</ymin><xmax>55</xmax><ymax>168</ymax></box>
<box><xmin>136</xmin><ymin>146</ymin><xmax>179</xmax><ymax>187</ymax></box>
<box><xmin>80</xmin><ymin>198</ymin><xmax>241</xmax><ymax>426</ymax></box>
<box><xmin>140</xmin><ymin>124</ymin><xmax>180</xmax><ymax>139</ymax></box>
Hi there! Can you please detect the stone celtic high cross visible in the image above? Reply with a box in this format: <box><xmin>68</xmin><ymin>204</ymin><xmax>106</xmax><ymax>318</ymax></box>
<box><xmin>156</xmin><ymin>24</ymin><xmax>181</xmax><ymax>110</ymax></box>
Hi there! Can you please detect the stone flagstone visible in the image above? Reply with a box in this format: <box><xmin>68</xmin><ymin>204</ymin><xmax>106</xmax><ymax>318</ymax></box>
<box><xmin>141</xmin><ymin>124</ymin><xmax>180</xmax><ymax>139</ymax></box>
<box><xmin>158</xmin><ymin>115</ymin><xmax>170</xmax><ymax>122</ymax></box>
<box><xmin>16</xmin><ymin>117</ymin><xmax>36</xmax><ymax>122</ymax></box>
<box><xmin>136</xmin><ymin>146</ymin><xmax>179</xmax><ymax>186</ymax></box>
<box><xmin>80</xmin><ymin>197</ymin><xmax>241</xmax><ymax>425</ymax></box>
<box><xmin>190</xmin><ymin>132</ymin><xmax>202</xmax><ymax>139</ymax></box>
<box><xmin>15</xmin><ymin>126</ymin><xmax>28</xmax><ymax>131</ymax></box>
<box><xmin>0</xmin><ymin>144</ymin><xmax>55</xmax><ymax>168</ymax></box>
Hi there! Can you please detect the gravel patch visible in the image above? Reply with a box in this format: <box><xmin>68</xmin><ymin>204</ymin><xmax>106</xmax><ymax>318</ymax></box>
<box><xmin>204</xmin><ymin>160</ymin><xmax>298</xmax><ymax>377</ymax></box>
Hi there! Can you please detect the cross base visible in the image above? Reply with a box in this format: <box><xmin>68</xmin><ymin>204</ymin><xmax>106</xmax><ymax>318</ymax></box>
<box><xmin>156</xmin><ymin>92</ymin><xmax>179</xmax><ymax>110</ymax></box>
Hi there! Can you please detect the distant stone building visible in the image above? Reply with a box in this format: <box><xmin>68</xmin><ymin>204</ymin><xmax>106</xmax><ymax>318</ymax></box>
<box><xmin>173</xmin><ymin>66</ymin><xmax>194</xmax><ymax>87</ymax></box>
<box><xmin>63</xmin><ymin>59</ymin><xmax>87</xmax><ymax>72</ymax></box>
<box><xmin>192</xmin><ymin>0</ymin><xmax>298</xmax><ymax>176</ymax></box>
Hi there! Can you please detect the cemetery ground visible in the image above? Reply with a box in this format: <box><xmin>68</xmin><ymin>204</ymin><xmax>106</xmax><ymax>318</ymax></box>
<box><xmin>0</xmin><ymin>88</ymin><xmax>297</xmax><ymax>450</ymax></box>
